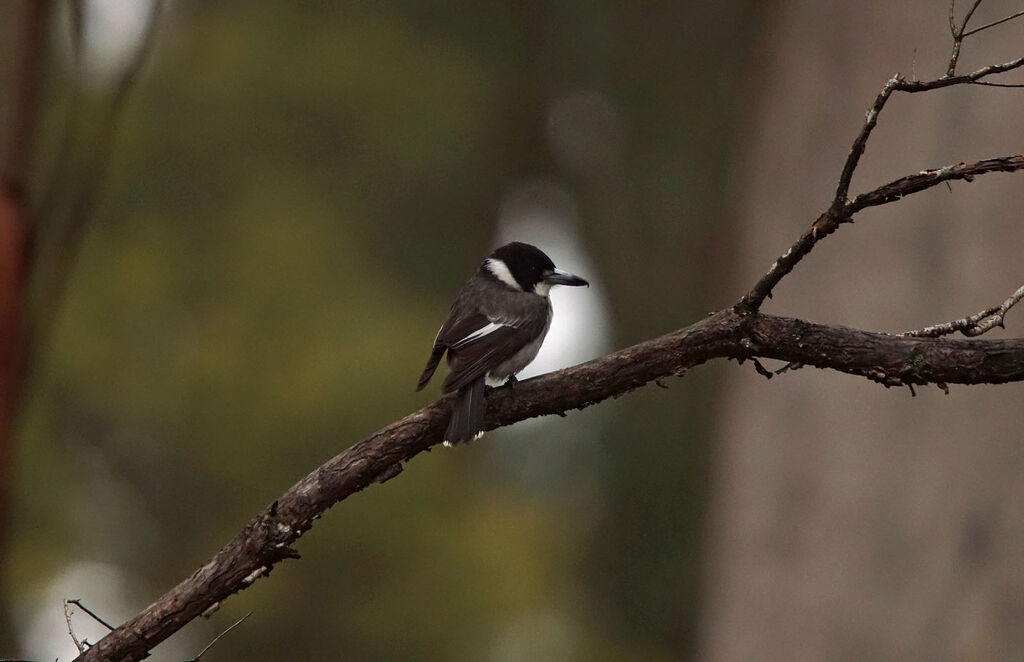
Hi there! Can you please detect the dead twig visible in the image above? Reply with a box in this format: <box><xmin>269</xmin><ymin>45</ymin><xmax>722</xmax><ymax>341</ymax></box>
<box><xmin>962</xmin><ymin>8</ymin><xmax>1024</xmax><ymax>37</ymax></box>
<box><xmin>186</xmin><ymin>611</ymin><xmax>253</xmax><ymax>662</ymax></box>
<box><xmin>848</xmin><ymin>155</ymin><xmax>1024</xmax><ymax>212</ymax></box>
<box><xmin>947</xmin><ymin>0</ymin><xmax>984</xmax><ymax>75</ymax></box>
<box><xmin>67</xmin><ymin>598</ymin><xmax>115</xmax><ymax>632</ymax></box>
<box><xmin>64</xmin><ymin>599</ymin><xmax>89</xmax><ymax>654</ymax></box>
<box><xmin>969</xmin><ymin>80</ymin><xmax>1024</xmax><ymax>88</ymax></box>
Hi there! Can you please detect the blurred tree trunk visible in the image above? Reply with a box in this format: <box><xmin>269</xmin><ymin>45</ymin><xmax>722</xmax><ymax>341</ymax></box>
<box><xmin>704</xmin><ymin>2</ymin><xmax>1024</xmax><ymax>660</ymax></box>
<box><xmin>0</xmin><ymin>0</ymin><xmax>52</xmax><ymax>649</ymax></box>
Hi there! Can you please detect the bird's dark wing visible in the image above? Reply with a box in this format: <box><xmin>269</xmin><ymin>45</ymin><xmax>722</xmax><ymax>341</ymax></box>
<box><xmin>433</xmin><ymin>311</ymin><xmax>537</xmax><ymax>393</ymax></box>
<box><xmin>415</xmin><ymin>344</ymin><xmax>445</xmax><ymax>391</ymax></box>
<box><xmin>417</xmin><ymin>311</ymin><xmax>504</xmax><ymax>391</ymax></box>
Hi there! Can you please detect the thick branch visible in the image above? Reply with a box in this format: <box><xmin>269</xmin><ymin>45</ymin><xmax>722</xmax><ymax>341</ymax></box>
<box><xmin>75</xmin><ymin>308</ymin><xmax>1024</xmax><ymax>662</ymax></box>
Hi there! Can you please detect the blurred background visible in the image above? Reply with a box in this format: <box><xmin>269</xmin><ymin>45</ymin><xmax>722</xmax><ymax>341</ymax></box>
<box><xmin>2</xmin><ymin>1</ymin><xmax>1023</xmax><ymax>660</ymax></box>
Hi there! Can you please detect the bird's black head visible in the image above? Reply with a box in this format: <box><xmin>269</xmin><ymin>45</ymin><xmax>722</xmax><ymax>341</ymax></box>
<box><xmin>483</xmin><ymin>241</ymin><xmax>589</xmax><ymax>295</ymax></box>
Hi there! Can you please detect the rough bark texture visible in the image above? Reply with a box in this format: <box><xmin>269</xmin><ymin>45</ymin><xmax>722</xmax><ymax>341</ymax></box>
<box><xmin>76</xmin><ymin>309</ymin><xmax>1024</xmax><ymax>662</ymax></box>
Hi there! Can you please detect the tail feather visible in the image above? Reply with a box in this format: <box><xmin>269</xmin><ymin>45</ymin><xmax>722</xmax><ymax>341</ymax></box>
<box><xmin>444</xmin><ymin>377</ymin><xmax>486</xmax><ymax>446</ymax></box>
<box><xmin>416</xmin><ymin>346</ymin><xmax>445</xmax><ymax>391</ymax></box>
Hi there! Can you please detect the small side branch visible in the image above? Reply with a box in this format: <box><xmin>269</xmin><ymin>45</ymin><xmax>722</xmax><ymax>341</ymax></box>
<box><xmin>186</xmin><ymin>611</ymin><xmax>253</xmax><ymax>662</ymax></box>
<box><xmin>64</xmin><ymin>600</ymin><xmax>88</xmax><ymax>654</ymax></box>
<box><xmin>848</xmin><ymin>155</ymin><xmax>1024</xmax><ymax>212</ymax></box>
<box><xmin>67</xmin><ymin>598</ymin><xmax>115</xmax><ymax>632</ymax></box>
<box><xmin>834</xmin><ymin>75</ymin><xmax>900</xmax><ymax>206</ymax></box>
<box><xmin>963</xmin><ymin>9</ymin><xmax>1024</xmax><ymax>37</ymax></box>
<box><xmin>900</xmin><ymin>55</ymin><xmax>1024</xmax><ymax>92</ymax></box>
<box><xmin>947</xmin><ymin>0</ymin><xmax>984</xmax><ymax>75</ymax></box>
<box><xmin>903</xmin><ymin>284</ymin><xmax>1024</xmax><ymax>338</ymax></box>
<box><xmin>734</xmin><ymin>154</ymin><xmax>1024</xmax><ymax>315</ymax></box>
<box><xmin>947</xmin><ymin>0</ymin><xmax>1024</xmax><ymax>75</ymax></box>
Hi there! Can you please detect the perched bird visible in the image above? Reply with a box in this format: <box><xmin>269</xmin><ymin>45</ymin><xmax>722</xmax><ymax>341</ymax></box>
<box><xmin>417</xmin><ymin>242</ymin><xmax>589</xmax><ymax>446</ymax></box>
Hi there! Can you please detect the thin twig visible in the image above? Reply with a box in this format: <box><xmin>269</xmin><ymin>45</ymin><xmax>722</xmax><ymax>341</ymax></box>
<box><xmin>834</xmin><ymin>74</ymin><xmax>901</xmax><ymax>207</ymax></box>
<box><xmin>735</xmin><ymin>154</ymin><xmax>1024</xmax><ymax>314</ymax></box>
<box><xmin>948</xmin><ymin>0</ymin><xmax>985</xmax><ymax>75</ymax></box>
<box><xmin>900</xmin><ymin>55</ymin><xmax>1024</xmax><ymax>92</ymax></box>
<box><xmin>901</xmin><ymin>306</ymin><xmax>999</xmax><ymax>338</ymax></box>
<box><xmin>961</xmin><ymin>0</ymin><xmax>985</xmax><ymax>30</ymax></box>
<box><xmin>963</xmin><ymin>8</ymin><xmax>1024</xmax><ymax>36</ymax></box>
<box><xmin>186</xmin><ymin>611</ymin><xmax>253</xmax><ymax>662</ymax></box>
<box><xmin>67</xmin><ymin>598</ymin><xmax>115</xmax><ymax>631</ymax></box>
<box><xmin>969</xmin><ymin>80</ymin><xmax>1024</xmax><ymax>87</ymax></box>
<box><xmin>64</xmin><ymin>600</ymin><xmax>88</xmax><ymax>654</ymax></box>
<box><xmin>964</xmin><ymin>284</ymin><xmax>1024</xmax><ymax>336</ymax></box>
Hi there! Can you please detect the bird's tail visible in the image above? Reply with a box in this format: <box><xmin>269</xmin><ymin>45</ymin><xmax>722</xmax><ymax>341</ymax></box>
<box><xmin>444</xmin><ymin>377</ymin><xmax>486</xmax><ymax>446</ymax></box>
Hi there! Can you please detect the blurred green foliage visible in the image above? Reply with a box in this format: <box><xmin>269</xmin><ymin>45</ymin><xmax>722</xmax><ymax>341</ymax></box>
<box><xmin>8</xmin><ymin>1</ymin><xmax>757</xmax><ymax>659</ymax></box>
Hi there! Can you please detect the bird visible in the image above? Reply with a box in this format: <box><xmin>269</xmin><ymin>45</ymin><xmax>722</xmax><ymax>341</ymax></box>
<box><xmin>417</xmin><ymin>241</ymin><xmax>589</xmax><ymax>446</ymax></box>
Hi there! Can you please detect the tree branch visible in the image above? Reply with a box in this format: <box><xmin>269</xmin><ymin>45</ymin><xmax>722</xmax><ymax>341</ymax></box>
<box><xmin>848</xmin><ymin>155</ymin><xmax>1024</xmax><ymax>212</ymax></box>
<box><xmin>947</xmin><ymin>0</ymin><xmax>984</xmax><ymax>75</ymax></box>
<box><xmin>74</xmin><ymin>307</ymin><xmax>1024</xmax><ymax>662</ymax></box>
<box><xmin>962</xmin><ymin>8</ymin><xmax>1024</xmax><ymax>37</ymax></box>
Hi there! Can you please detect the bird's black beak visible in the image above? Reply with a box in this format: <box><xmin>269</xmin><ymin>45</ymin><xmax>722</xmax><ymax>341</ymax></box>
<box><xmin>544</xmin><ymin>268</ymin><xmax>589</xmax><ymax>287</ymax></box>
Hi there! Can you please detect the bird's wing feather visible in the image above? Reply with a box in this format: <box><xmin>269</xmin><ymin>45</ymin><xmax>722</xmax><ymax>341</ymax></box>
<box><xmin>442</xmin><ymin>324</ymin><xmax>534</xmax><ymax>392</ymax></box>
<box><xmin>436</xmin><ymin>310</ymin><xmax>536</xmax><ymax>393</ymax></box>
